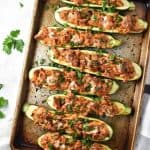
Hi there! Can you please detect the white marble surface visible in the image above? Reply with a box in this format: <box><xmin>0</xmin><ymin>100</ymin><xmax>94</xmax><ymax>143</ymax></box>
<box><xmin>0</xmin><ymin>0</ymin><xmax>149</xmax><ymax>149</ymax></box>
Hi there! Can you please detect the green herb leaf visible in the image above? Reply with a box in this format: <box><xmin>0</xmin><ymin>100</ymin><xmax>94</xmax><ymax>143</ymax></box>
<box><xmin>109</xmin><ymin>54</ymin><xmax>116</xmax><ymax>61</ymax></box>
<box><xmin>10</xmin><ymin>30</ymin><xmax>20</xmax><ymax>37</ymax></box>
<box><xmin>0</xmin><ymin>84</ymin><xmax>3</xmax><ymax>90</ymax></box>
<box><xmin>85</xmin><ymin>83</ymin><xmax>92</xmax><ymax>92</ymax></box>
<box><xmin>15</xmin><ymin>39</ymin><xmax>24</xmax><ymax>52</ymax></box>
<box><xmin>107</xmin><ymin>6</ymin><xmax>116</xmax><ymax>13</ymax></box>
<box><xmin>0</xmin><ymin>97</ymin><xmax>8</xmax><ymax>108</ymax></box>
<box><xmin>2</xmin><ymin>30</ymin><xmax>24</xmax><ymax>54</ymax></box>
<box><xmin>0</xmin><ymin>111</ymin><xmax>5</xmax><ymax>119</ymax></box>
<box><xmin>3</xmin><ymin>36</ymin><xmax>14</xmax><ymax>54</ymax></box>
<box><xmin>83</xmin><ymin>124</ymin><xmax>93</xmax><ymax>131</ymax></box>
<box><xmin>66</xmin><ymin>104</ymin><xmax>73</xmax><ymax>113</ymax></box>
<box><xmin>19</xmin><ymin>2</ymin><xmax>24</xmax><ymax>7</ymax></box>
<box><xmin>48</xmin><ymin>143</ymin><xmax>54</xmax><ymax>150</ymax></box>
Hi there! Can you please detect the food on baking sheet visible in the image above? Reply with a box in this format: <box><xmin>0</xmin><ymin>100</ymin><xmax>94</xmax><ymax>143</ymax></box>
<box><xmin>23</xmin><ymin>104</ymin><xmax>113</xmax><ymax>141</ymax></box>
<box><xmin>47</xmin><ymin>93</ymin><xmax>131</xmax><ymax>117</ymax></box>
<box><xmin>38</xmin><ymin>132</ymin><xmax>112</xmax><ymax>150</ymax></box>
<box><xmin>48</xmin><ymin>48</ymin><xmax>142</xmax><ymax>81</ymax></box>
<box><xmin>55</xmin><ymin>7</ymin><xmax>147</xmax><ymax>34</ymax></box>
<box><xmin>29</xmin><ymin>66</ymin><xmax>119</xmax><ymax>96</ymax></box>
<box><xmin>61</xmin><ymin>0</ymin><xmax>135</xmax><ymax>10</ymax></box>
<box><xmin>35</xmin><ymin>26</ymin><xmax>121</xmax><ymax>48</ymax></box>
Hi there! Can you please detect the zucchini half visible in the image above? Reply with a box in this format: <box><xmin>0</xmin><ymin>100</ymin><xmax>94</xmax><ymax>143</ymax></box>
<box><xmin>29</xmin><ymin>66</ymin><xmax>119</xmax><ymax>95</ymax></box>
<box><xmin>55</xmin><ymin>7</ymin><xmax>148</xmax><ymax>34</ymax></box>
<box><xmin>61</xmin><ymin>0</ymin><xmax>135</xmax><ymax>10</ymax></box>
<box><xmin>38</xmin><ymin>132</ymin><xmax>112</xmax><ymax>150</ymax></box>
<box><xmin>23</xmin><ymin>104</ymin><xmax>113</xmax><ymax>141</ymax></box>
<box><xmin>48</xmin><ymin>49</ymin><xmax>142</xmax><ymax>81</ymax></box>
<box><xmin>47</xmin><ymin>94</ymin><xmax>132</xmax><ymax>116</ymax></box>
<box><xmin>35</xmin><ymin>26</ymin><xmax>121</xmax><ymax>48</ymax></box>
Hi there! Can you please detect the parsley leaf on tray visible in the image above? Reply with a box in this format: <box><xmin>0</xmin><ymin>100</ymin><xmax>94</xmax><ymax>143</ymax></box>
<box><xmin>2</xmin><ymin>30</ymin><xmax>24</xmax><ymax>54</ymax></box>
<box><xmin>0</xmin><ymin>84</ymin><xmax>3</xmax><ymax>90</ymax></box>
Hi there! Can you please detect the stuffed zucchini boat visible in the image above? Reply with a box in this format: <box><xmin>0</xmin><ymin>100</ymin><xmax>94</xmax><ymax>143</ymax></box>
<box><xmin>61</xmin><ymin>0</ymin><xmax>135</xmax><ymax>10</ymax></box>
<box><xmin>29</xmin><ymin>66</ymin><xmax>119</xmax><ymax>96</ymax></box>
<box><xmin>55</xmin><ymin>7</ymin><xmax>148</xmax><ymax>34</ymax></box>
<box><xmin>38</xmin><ymin>132</ymin><xmax>112</xmax><ymax>150</ymax></box>
<box><xmin>34</xmin><ymin>26</ymin><xmax>121</xmax><ymax>48</ymax></box>
<box><xmin>47</xmin><ymin>93</ymin><xmax>131</xmax><ymax>117</ymax></box>
<box><xmin>48</xmin><ymin>48</ymin><xmax>142</xmax><ymax>81</ymax></box>
<box><xmin>23</xmin><ymin>104</ymin><xmax>113</xmax><ymax>141</ymax></box>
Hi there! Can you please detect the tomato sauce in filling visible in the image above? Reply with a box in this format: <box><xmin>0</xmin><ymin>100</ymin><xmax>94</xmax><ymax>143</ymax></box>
<box><xmin>53</xmin><ymin>93</ymin><xmax>120</xmax><ymax>117</ymax></box>
<box><xmin>52</xmin><ymin>48</ymin><xmax>135</xmax><ymax>81</ymax></box>
<box><xmin>31</xmin><ymin>68</ymin><xmax>112</xmax><ymax>95</ymax></box>
<box><xmin>35</xmin><ymin>27</ymin><xmax>112</xmax><ymax>48</ymax></box>
<box><xmin>70</xmin><ymin>0</ymin><xmax>123</xmax><ymax>7</ymax></box>
<box><xmin>59</xmin><ymin>8</ymin><xmax>143</xmax><ymax>33</ymax></box>
<box><xmin>32</xmin><ymin>107</ymin><xmax>110</xmax><ymax>141</ymax></box>
<box><xmin>40</xmin><ymin>132</ymin><xmax>107</xmax><ymax>150</ymax></box>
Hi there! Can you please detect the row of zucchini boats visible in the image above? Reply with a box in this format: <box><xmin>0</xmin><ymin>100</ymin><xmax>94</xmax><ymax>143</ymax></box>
<box><xmin>23</xmin><ymin>0</ymin><xmax>148</xmax><ymax>149</ymax></box>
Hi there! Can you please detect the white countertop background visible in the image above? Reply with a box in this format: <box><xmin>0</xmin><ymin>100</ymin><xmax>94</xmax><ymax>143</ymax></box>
<box><xmin>0</xmin><ymin>0</ymin><xmax>149</xmax><ymax>149</ymax></box>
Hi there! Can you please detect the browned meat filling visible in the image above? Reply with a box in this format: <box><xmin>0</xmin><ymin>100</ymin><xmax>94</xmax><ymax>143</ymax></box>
<box><xmin>70</xmin><ymin>0</ymin><xmax>123</xmax><ymax>7</ymax></box>
<box><xmin>40</xmin><ymin>132</ymin><xmax>107</xmax><ymax>150</ymax></box>
<box><xmin>52</xmin><ymin>48</ymin><xmax>135</xmax><ymax>81</ymax></box>
<box><xmin>59</xmin><ymin>8</ymin><xmax>143</xmax><ymax>33</ymax></box>
<box><xmin>53</xmin><ymin>93</ymin><xmax>120</xmax><ymax>117</ymax></box>
<box><xmin>35</xmin><ymin>27</ymin><xmax>112</xmax><ymax>48</ymax></box>
<box><xmin>32</xmin><ymin>107</ymin><xmax>110</xmax><ymax>141</ymax></box>
<box><xmin>31</xmin><ymin>68</ymin><xmax>112</xmax><ymax>95</ymax></box>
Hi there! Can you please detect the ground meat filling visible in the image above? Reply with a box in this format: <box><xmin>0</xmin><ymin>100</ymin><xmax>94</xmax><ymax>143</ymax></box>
<box><xmin>31</xmin><ymin>107</ymin><xmax>110</xmax><ymax>141</ymax></box>
<box><xmin>35</xmin><ymin>27</ymin><xmax>111</xmax><ymax>48</ymax></box>
<box><xmin>53</xmin><ymin>93</ymin><xmax>120</xmax><ymax>117</ymax></box>
<box><xmin>40</xmin><ymin>133</ymin><xmax>107</xmax><ymax>150</ymax></box>
<box><xmin>59</xmin><ymin>8</ymin><xmax>143</xmax><ymax>33</ymax></box>
<box><xmin>52</xmin><ymin>49</ymin><xmax>135</xmax><ymax>81</ymax></box>
<box><xmin>70</xmin><ymin>0</ymin><xmax>123</xmax><ymax>7</ymax></box>
<box><xmin>31</xmin><ymin>68</ymin><xmax>112</xmax><ymax>95</ymax></box>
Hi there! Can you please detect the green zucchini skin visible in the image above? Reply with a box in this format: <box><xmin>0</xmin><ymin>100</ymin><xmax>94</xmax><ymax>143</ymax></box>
<box><xmin>29</xmin><ymin>66</ymin><xmax>119</xmax><ymax>95</ymax></box>
<box><xmin>38</xmin><ymin>132</ymin><xmax>112</xmax><ymax>150</ymax></box>
<box><xmin>48</xmin><ymin>49</ymin><xmax>142</xmax><ymax>81</ymax></box>
<box><xmin>55</xmin><ymin>7</ymin><xmax>148</xmax><ymax>34</ymax></box>
<box><xmin>61</xmin><ymin>0</ymin><xmax>135</xmax><ymax>10</ymax></box>
<box><xmin>35</xmin><ymin>26</ymin><xmax>121</xmax><ymax>48</ymax></box>
<box><xmin>23</xmin><ymin>104</ymin><xmax>113</xmax><ymax>141</ymax></box>
<box><xmin>47</xmin><ymin>94</ymin><xmax>132</xmax><ymax>116</ymax></box>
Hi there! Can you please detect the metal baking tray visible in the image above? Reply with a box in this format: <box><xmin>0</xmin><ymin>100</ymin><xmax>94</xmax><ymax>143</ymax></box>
<box><xmin>10</xmin><ymin>0</ymin><xmax>150</xmax><ymax>149</ymax></box>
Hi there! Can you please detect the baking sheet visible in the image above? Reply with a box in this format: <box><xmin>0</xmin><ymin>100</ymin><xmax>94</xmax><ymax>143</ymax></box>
<box><xmin>10</xmin><ymin>0</ymin><xmax>150</xmax><ymax>150</ymax></box>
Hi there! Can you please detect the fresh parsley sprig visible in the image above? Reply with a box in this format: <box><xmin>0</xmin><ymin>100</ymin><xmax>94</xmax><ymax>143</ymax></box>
<box><xmin>0</xmin><ymin>84</ymin><xmax>8</xmax><ymax>119</ymax></box>
<box><xmin>2</xmin><ymin>30</ymin><xmax>24</xmax><ymax>54</ymax></box>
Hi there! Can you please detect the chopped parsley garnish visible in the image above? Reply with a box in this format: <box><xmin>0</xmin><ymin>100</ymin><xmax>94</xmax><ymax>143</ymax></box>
<box><xmin>81</xmin><ymin>136</ymin><xmax>92</xmax><ymax>147</ymax></box>
<box><xmin>48</xmin><ymin>143</ymin><xmax>54</xmax><ymax>150</ymax></box>
<box><xmin>92</xmin><ymin>15</ymin><xmax>97</xmax><ymax>20</ymax></box>
<box><xmin>83</xmin><ymin>124</ymin><xmax>93</xmax><ymax>131</ymax></box>
<box><xmin>66</xmin><ymin>104</ymin><xmax>73</xmax><ymax>113</ymax></box>
<box><xmin>0</xmin><ymin>97</ymin><xmax>8</xmax><ymax>108</ymax></box>
<box><xmin>39</xmin><ymin>58</ymin><xmax>46</xmax><ymax>65</ymax></box>
<box><xmin>102</xmin><ymin>0</ymin><xmax>107</xmax><ymax>11</ymax></box>
<box><xmin>68</xmin><ymin>120</ymin><xmax>76</xmax><ymax>127</ymax></box>
<box><xmin>109</xmin><ymin>54</ymin><xmax>116</xmax><ymax>61</ymax></box>
<box><xmin>55</xmin><ymin>111</ymin><xmax>64</xmax><ymax>115</ymax></box>
<box><xmin>71</xmin><ymin>90</ymin><xmax>78</xmax><ymax>95</ymax></box>
<box><xmin>107</xmin><ymin>6</ymin><xmax>116</xmax><ymax>13</ymax></box>
<box><xmin>2</xmin><ymin>30</ymin><xmax>24</xmax><ymax>54</ymax></box>
<box><xmin>85</xmin><ymin>83</ymin><xmax>92</xmax><ymax>92</ymax></box>
<box><xmin>58</xmin><ymin>74</ymin><xmax>65</xmax><ymax>83</ymax></box>
<box><xmin>76</xmin><ymin>70</ymin><xmax>84</xmax><ymax>84</ymax></box>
